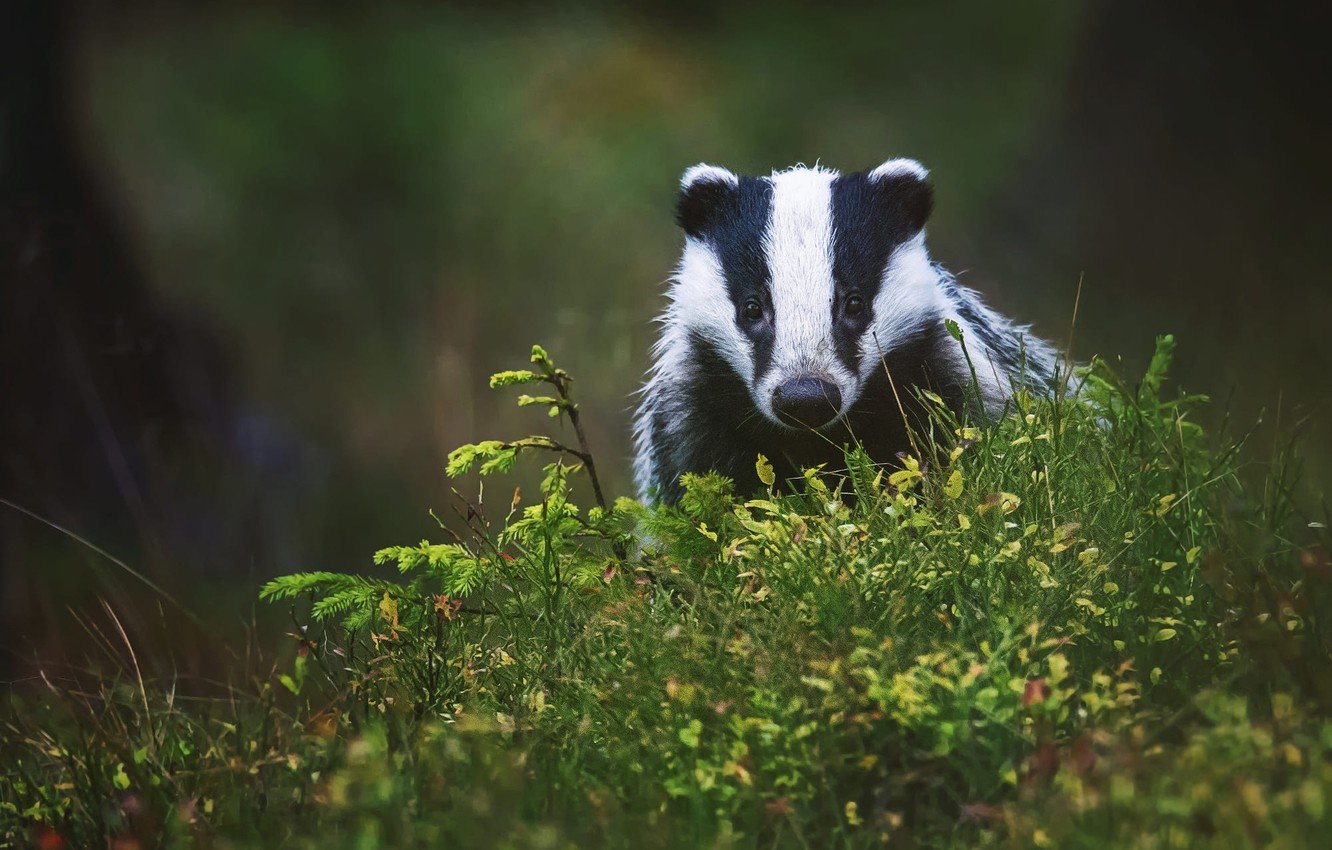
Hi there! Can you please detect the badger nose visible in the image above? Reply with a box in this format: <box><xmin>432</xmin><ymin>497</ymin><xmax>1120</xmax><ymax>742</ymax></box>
<box><xmin>772</xmin><ymin>377</ymin><xmax>842</xmax><ymax>428</ymax></box>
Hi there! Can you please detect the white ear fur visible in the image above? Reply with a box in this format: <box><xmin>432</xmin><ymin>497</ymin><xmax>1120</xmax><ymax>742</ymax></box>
<box><xmin>868</xmin><ymin>158</ymin><xmax>929</xmax><ymax>182</ymax></box>
<box><xmin>680</xmin><ymin>163</ymin><xmax>739</xmax><ymax>189</ymax></box>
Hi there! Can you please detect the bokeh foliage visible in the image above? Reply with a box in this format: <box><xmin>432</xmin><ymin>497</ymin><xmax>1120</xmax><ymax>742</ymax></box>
<box><xmin>74</xmin><ymin>1</ymin><xmax>1088</xmax><ymax>568</ymax></box>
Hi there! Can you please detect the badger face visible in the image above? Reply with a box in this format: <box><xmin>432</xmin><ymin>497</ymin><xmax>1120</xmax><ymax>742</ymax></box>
<box><xmin>670</xmin><ymin>159</ymin><xmax>940</xmax><ymax>432</ymax></box>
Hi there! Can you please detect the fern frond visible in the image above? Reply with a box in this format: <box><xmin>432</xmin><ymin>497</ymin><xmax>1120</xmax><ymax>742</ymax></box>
<box><xmin>310</xmin><ymin>585</ymin><xmax>385</xmax><ymax>623</ymax></box>
<box><xmin>259</xmin><ymin>571</ymin><xmax>358</xmax><ymax>601</ymax></box>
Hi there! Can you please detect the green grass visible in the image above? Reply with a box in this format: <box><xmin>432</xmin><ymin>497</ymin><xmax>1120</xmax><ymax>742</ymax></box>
<box><xmin>4</xmin><ymin>337</ymin><xmax>1331</xmax><ymax>849</ymax></box>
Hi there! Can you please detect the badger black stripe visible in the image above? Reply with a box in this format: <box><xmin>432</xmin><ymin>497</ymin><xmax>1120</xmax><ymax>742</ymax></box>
<box><xmin>830</xmin><ymin>171</ymin><xmax>920</xmax><ymax>374</ymax></box>
<box><xmin>705</xmin><ymin>176</ymin><xmax>774</xmax><ymax>381</ymax></box>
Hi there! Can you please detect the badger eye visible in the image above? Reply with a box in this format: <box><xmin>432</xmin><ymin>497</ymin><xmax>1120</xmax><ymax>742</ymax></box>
<box><xmin>844</xmin><ymin>293</ymin><xmax>865</xmax><ymax>317</ymax></box>
<box><xmin>742</xmin><ymin>300</ymin><xmax>764</xmax><ymax>322</ymax></box>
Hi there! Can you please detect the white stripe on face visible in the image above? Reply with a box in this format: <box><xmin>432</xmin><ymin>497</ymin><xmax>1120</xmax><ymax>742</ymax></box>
<box><xmin>756</xmin><ymin>166</ymin><xmax>856</xmax><ymax>424</ymax></box>
<box><xmin>858</xmin><ymin>233</ymin><xmax>946</xmax><ymax>384</ymax></box>
<box><xmin>669</xmin><ymin>239</ymin><xmax>756</xmax><ymax>386</ymax></box>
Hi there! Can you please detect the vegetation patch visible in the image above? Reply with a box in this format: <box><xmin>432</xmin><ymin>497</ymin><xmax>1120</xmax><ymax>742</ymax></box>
<box><xmin>4</xmin><ymin>339</ymin><xmax>1330</xmax><ymax>849</ymax></box>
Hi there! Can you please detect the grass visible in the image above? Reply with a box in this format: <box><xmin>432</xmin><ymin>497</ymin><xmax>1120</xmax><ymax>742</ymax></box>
<box><xmin>3</xmin><ymin>336</ymin><xmax>1331</xmax><ymax>849</ymax></box>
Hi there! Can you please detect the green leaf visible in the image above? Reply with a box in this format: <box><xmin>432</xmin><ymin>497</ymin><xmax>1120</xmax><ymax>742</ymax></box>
<box><xmin>678</xmin><ymin>719</ymin><xmax>702</xmax><ymax>748</ymax></box>
<box><xmin>756</xmin><ymin>454</ymin><xmax>775</xmax><ymax>487</ymax></box>
<box><xmin>1141</xmin><ymin>334</ymin><xmax>1176</xmax><ymax>400</ymax></box>
<box><xmin>258</xmin><ymin>571</ymin><xmax>351</xmax><ymax>601</ymax></box>
<box><xmin>280</xmin><ymin>654</ymin><xmax>308</xmax><ymax>695</ymax></box>
<box><xmin>944</xmin><ymin>469</ymin><xmax>964</xmax><ymax>499</ymax></box>
<box><xmin>888</xmin><ymin>466</ymin><xmax>922</xmax><ymax>490</ymax></box>
<box><xmin>517</xmin><ymin>394</ymin><xmax>560</xmax><ymax>407</ymax></box>
<box><xmin>447</xmin><ymin>440</ymin><xmax>507</xmax><ymax>476</ymax></box>
<box><xmin>944</xmin><ymin>318</ymin><xmax>964</xmax><ymax>342</ymax></box>
<box><xmin>489</xmin><ymin>370</ymin><xmax>542</xmax><ymax>388</ymax></box>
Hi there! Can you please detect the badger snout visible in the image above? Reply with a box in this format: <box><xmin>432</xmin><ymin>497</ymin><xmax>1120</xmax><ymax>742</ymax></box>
<box><xmin>771</xmin><ymin>376</ymin><xmax>842</xmax><ymax>429</ymax></box>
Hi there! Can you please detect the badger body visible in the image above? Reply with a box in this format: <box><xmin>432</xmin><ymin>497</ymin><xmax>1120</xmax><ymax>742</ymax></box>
<box><xmin>633</xmin><ymin>159</ymin><xmax>1060</xmax><ymax>504</ymax></box>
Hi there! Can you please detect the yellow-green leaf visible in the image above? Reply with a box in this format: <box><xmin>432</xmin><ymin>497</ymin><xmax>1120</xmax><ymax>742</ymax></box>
<box><xmin>756</xmin><ymin>454</ymin><xmax>775</xmax><ymax>487</ymax></box>
<box><xmin>888</xmin><ymin>469</ymin><xmax>922</xmax><ymax>489</ymax></box>
<box><xmin>980</xmin><ymin>492</ymin><xmax>1022</xmax><ymax>515</ymax></box>
<box><xmin>1155</xmin><ymin>493</ymin><xmax>1178</xmax><ymax>517</ymax></box>
<box><xmin>379</xmin><ymin>592</ymin><xmax>400</xmax><ymax>632</ymax></box>
<box><xmin>944</xmin><ymin>469</ymin><xmax>964</xmax><ymax>499</ymax></box>
<box><xmin>1048</xmin><ymin>653</ymin><xmax>1069</xmax><ymax>685</ymax></box>
<box><xmin>678</xmin><ymin>719</ymin><xmax>702</xmax><ymax>748</ymax></box>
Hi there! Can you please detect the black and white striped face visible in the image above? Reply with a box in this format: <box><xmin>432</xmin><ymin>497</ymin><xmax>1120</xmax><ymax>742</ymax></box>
<box><xmin>670</xmin><ymin>159</ymin><xmax>940</xmax><ymax>430</ymax></box>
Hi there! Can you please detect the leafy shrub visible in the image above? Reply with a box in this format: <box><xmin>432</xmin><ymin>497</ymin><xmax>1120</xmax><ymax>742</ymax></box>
<box><xmin>3</xmin><ymin>338</ymin><xmax>1330</xmax><ymax>849</ymax></box>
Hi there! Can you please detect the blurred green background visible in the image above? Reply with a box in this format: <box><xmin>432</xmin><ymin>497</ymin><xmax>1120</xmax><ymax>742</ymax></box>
<box><xmin>4</xmin><ymin>1</ymin><xmax>1329</xmax><ymax>679</ymax></box>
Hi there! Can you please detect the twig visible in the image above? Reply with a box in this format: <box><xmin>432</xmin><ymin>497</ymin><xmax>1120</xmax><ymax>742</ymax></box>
<box><xmin>545</xmin><ymin>365</ymin><xmax>627</xmax><ymax>560</ymax></box>
<box><xmin>546</xmin><ymin>372</ymin><xmax>611</xmax><ymax>515</ymax></box>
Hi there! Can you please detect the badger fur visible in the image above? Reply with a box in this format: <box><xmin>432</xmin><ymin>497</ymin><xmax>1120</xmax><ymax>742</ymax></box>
<box><xmin>633</xmin><ymin>159</ymin><xmax>1061</xmax><ymax>504</ymax></box>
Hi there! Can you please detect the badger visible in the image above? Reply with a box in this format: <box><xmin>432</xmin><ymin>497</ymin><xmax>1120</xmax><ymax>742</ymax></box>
<box><xmin>632</xmin><ymin>159</ymin><xmax>1061</xmax><ymax>505</ymax></box>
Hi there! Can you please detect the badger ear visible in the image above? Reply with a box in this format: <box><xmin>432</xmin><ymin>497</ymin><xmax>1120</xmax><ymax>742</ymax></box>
<box><xmin>675</xmin><ymin>164</ymin><xmax>739</xmax><ymax>237</ymax></box>
<box><xmin>867</xmin><ymin>158</ymin><xmax>933</xmax><ymax>234</ymax></box>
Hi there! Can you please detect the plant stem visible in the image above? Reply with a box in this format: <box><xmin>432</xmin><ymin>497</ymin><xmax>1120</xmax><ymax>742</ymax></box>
<box><xmin>566</xmin><ymin>405</ymin><xmax>609</xmax><ymax>514</ymax></box>
<box><xmin>549</xmin><ymin>373</ymin><xmax>610</xmax><ymax>515</ymax></box>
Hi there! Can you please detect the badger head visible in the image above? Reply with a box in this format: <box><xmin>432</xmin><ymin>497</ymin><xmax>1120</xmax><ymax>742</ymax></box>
<box><xmin>669</xmin><ymin>159</ymin><xmax>941</xmax><ymax>431</ymax></box>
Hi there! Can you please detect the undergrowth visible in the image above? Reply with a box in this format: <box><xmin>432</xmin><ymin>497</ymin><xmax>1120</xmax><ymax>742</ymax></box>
<box><xmin>3</xmin><ymin>337</ymin><xmax>1331</xmax><ymax>849</ymax></box>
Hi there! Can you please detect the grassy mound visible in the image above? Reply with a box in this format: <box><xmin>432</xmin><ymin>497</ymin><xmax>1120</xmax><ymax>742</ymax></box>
<box><xmin>4</xmin><ymin>338</ymin><xmax>1331</xmax><ymax>849</ymax></box>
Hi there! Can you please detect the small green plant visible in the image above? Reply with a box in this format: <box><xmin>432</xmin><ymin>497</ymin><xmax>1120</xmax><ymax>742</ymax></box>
<box><xmin>3</xmin><ymin>337</ymin><xmax>1330</xmax><ymax>849</ymax></box>
<box><xmin>258</xmin><ymin>344</ymin><xmax>634</xmax><ymax>720</ymax></box>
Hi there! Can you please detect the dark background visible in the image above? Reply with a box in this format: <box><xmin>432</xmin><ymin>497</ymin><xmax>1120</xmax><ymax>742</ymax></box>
<box><xmin>3</xmin><ymin>0</ymin><xmax>1329</xmax><ymax>681</ymax></box>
